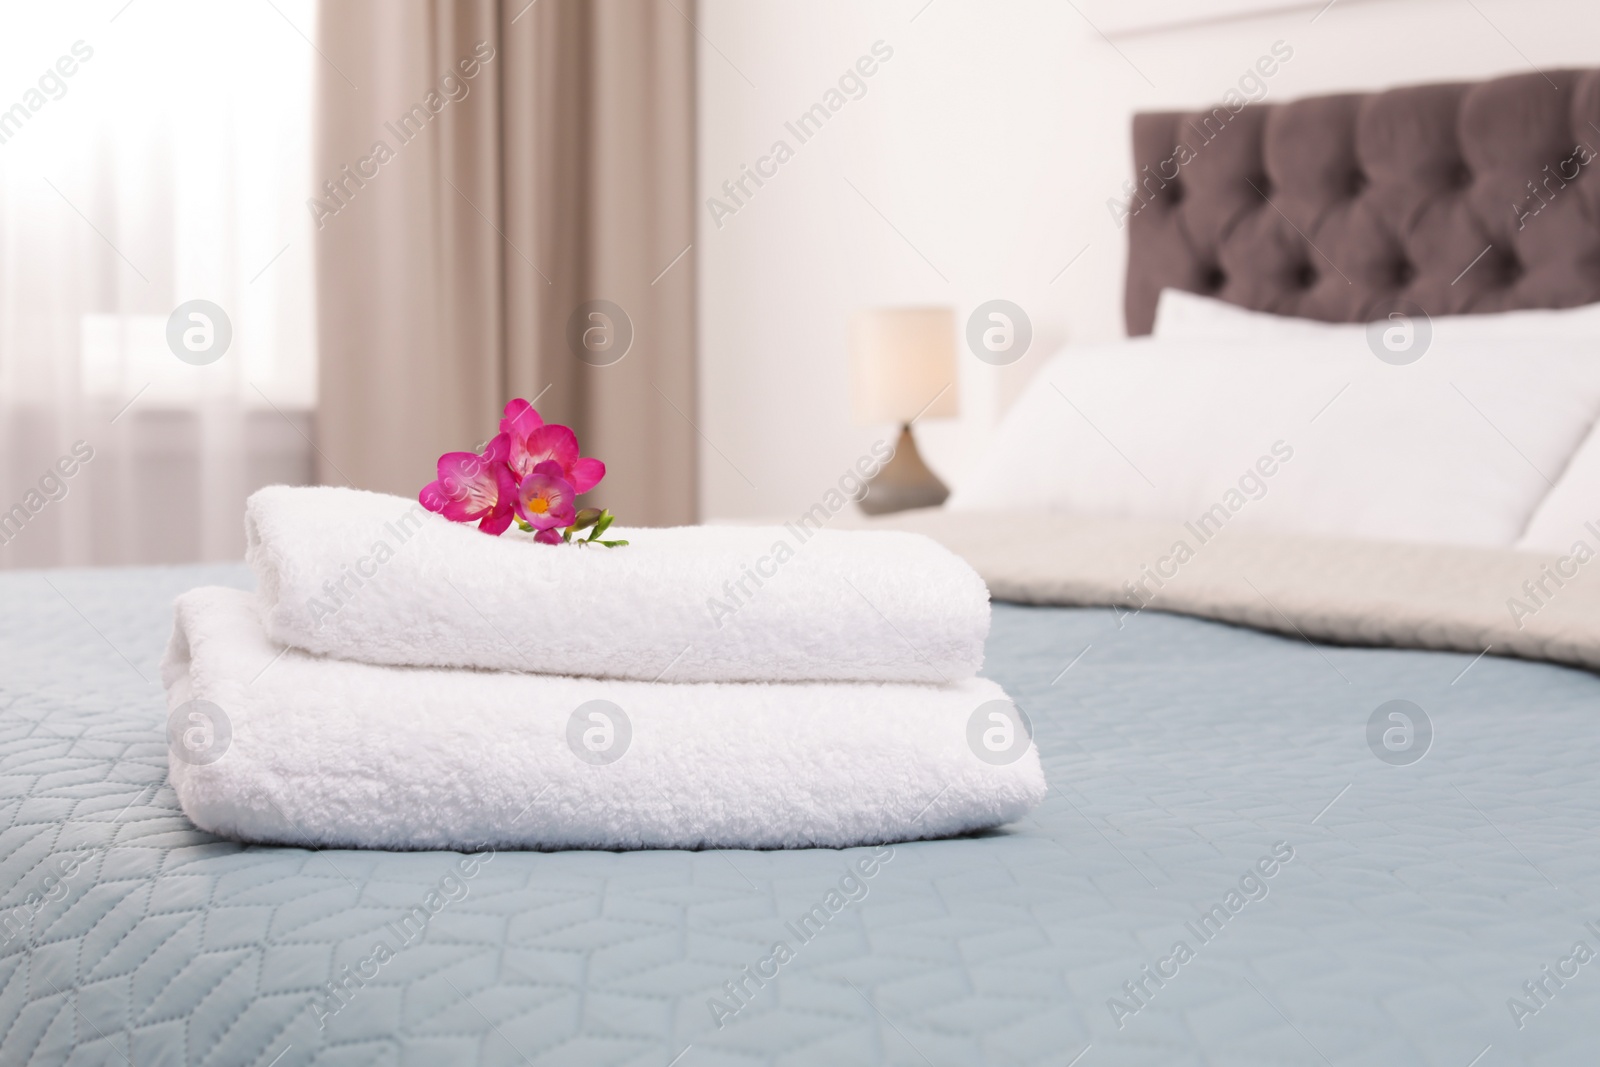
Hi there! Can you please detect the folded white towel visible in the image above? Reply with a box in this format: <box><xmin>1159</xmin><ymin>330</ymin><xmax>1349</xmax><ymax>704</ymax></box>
<box><xmin>245</xmin><ymin>485</ymin><xmax>989</xmax><ymax>683</ymax></box>
<box><xmin>162</xmin><ymin>587</ymin><xmax>1045</xmax><ymax>850</ymax></box>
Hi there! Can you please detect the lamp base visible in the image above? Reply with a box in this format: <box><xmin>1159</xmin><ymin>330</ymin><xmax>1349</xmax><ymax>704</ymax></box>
<box><xmin>859</xmin><ymin>424</ymin><xmax>949</xmax><ymax>515</ymax></box>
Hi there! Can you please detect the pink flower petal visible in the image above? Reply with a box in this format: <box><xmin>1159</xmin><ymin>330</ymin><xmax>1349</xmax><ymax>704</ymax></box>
<box><xmin>419</xmin><ymin>480</ymin><xmax>449</xmax><ymax>513</ymax></box>
<box><xmin>424</xmin><ymin>446</ymin><xmax>518</xmax><ymax>531</ymax></box>
<box><xmin>432</xmin><ymin>451</ymin><xmax>502</xmax><ymax>521</ymax></box>
<box><xmin>568</xmin><ymin>456</ymin><xmax>605</xmax><ymax>494</ymax></box>
<box><xmin>533</xmin><ymin>528</ymin><xmax>563</xmax><ymax>545</ymax></box>
<box><xmin>477</xmin><ymin>462</ymin><xmax>518</xmax><ymax>534</ymax></box>
<box><xmin>521</xmin><ymin>424</ymin><xmax>579</xmax><ymax>471</ymax></box>
<box><xmin>479</xmin><ymin>507</ymin><xmax>515</xmax><ymax>535</ymax></box>
<box><xmin>499</xmin><ymin>399</ymin><xmax>543</xmax><ymax>440</ymax></box>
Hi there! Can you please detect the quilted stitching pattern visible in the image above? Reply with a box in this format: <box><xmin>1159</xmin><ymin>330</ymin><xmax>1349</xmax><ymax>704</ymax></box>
<box><xmin>2</xmin><ymin>564</ymin><xmax>1599</xmax><ymax>1064</ymax></box>
<box><xmin>1125</xmin><ymin>68</ymin><xmax>1600</xmax><ymax>334</ymax></box>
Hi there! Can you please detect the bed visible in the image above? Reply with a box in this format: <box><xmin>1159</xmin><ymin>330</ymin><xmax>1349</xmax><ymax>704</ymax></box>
<box><xmin>7</xmin><ymin>69</ymin><xmax>1600</xmax><ymax>1066</ymax></box>
<box><xmin>7</xmin><ymin>563</ymin><xmax>1600</xmax><ymax>1066</ymax></box>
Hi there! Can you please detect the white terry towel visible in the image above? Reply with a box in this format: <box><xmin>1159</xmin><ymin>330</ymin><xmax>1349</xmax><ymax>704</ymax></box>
<box><xmin>163</xmin><ymin>587</ymin><xmax>1046</xmax><ymax>851</ymax></box>
<box><xmin>245</xmin><ymin>485</ymin><xmax>990</xmax><ymax>684</ymax></box>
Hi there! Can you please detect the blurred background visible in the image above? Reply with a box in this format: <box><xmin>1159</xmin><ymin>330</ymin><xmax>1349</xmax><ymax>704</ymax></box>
<box><xmin>3</xmin><ymin>0</ymin><xmax>1597</xmax><ymax>567</ymax></box>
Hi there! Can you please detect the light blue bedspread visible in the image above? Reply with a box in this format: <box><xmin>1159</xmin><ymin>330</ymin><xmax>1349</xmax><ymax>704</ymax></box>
<box><xmin>2</xmin><ymin>564</ymin><xmax>1597</xmax><ymax>1065</ymax></box>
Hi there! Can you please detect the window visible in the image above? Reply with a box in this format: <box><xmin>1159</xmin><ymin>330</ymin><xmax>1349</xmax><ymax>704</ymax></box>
<box><xmin>0</xmin><ymin>0</ymin><xmax>317</xmax><ymax>566</ymax></box>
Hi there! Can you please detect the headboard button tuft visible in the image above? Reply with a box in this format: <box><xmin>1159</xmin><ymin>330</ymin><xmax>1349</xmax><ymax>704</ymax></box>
<box><xmin>1126</xmin><ymin>71</ymin><xmax>1600</xmax><ymax>336</ymax></box>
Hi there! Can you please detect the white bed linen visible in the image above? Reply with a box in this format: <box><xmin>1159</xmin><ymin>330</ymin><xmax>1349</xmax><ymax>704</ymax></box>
<box><xmin>949</xmin><ymin>336</ymin><xmax>1600</xmax><ymax>548</ymax></box>
<box><xmin>1151</xmin><ymin>287</ymin><xmax>1600</xmax><ymax>344</ymax></box>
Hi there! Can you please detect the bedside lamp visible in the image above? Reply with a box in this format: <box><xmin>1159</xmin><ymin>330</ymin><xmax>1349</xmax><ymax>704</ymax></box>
<box><xmin>849</xmin><ymin>306</ymin><xmax>958</xmax><ymax>515</ymax></box>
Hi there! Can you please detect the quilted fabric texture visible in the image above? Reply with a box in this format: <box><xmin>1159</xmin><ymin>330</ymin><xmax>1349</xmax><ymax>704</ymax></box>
<box><xmin>3</xmin><ymin>563</ymin><xmax>1600</xmax><ymax>1065</ymax></box>
<box><xmin>1125</xmin><ymin>68</ymin><xmax>1600</xmax><ymax>334</ymax></box>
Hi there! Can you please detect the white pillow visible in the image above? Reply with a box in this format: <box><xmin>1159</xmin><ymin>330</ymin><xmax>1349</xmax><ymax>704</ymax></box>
<box><xmin>1152</xmin><ymin>288</ymin><xmax>1352</xmax><ymax>340</ymax></box>
<box><xmin>948</xmin><ymin>336</ymin><xmax>1600</xmax><ymax>549</ymax></box>
<box><xmin>1152</xmin><ymin>287</ymin><xmax>1600</xmax><ymax>344</ymax></box>
<box><xmin>1517</xmin><ymin>423</ymin><xmax>1600</xmax><ymax>552</ymax></box>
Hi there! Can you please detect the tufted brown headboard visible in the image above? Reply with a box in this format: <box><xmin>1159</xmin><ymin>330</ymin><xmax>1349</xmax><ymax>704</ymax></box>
<box><xmin>1125</xmin><ymin>69</ymin><xmax>1600</xmax><ymax>335</ymax></box>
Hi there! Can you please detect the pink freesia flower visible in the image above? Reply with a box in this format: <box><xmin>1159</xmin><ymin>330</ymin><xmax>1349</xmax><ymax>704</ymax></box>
<box><xmin>514</xmin><ymin>460</ymin><xmax>577</xmax><ymax>532</ymax></box>
<box><xmin>499</xmin><ymin>399</ymin><xmax>605</xmax><ymax>493</ymax></box>
<box><xmin>499</xmin><ymin>397</ymin><xmax>543</xmax><ymax>439</ymax></box>
<box><xmin>419</xmin><ymin>400</ymin><xmax>624</xmax><ymax>545</ymax></box>
<box><xmin>419</xmin><ymin>433</ymin><xmax>517</xmax><ymax>535</ymax></box>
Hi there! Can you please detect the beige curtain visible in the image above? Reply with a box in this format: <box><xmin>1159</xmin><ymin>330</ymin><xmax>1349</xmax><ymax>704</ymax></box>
<box><xmin>313</xmin><ymin>0</ymin><xmax>697</xmax><ymax>524</ymax></box>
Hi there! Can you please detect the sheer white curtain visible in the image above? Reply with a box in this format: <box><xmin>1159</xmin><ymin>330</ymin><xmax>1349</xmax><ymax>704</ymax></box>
<box><xmin>0</xmin><ymin>0</ymin><xmax>317</xmax><ymax>568</ymax></box>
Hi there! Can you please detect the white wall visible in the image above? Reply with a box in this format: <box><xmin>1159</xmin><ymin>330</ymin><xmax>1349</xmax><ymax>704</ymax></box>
<box><xmin>696</xmin><ymin>0</ymin><xmax>1600</xmax><ymax>520</ymax></box>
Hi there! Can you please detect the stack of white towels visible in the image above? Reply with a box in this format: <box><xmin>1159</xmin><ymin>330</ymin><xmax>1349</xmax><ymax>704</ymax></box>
<box><xmin>162</xmin><ymin>486</ymin><xmax>1046</xmax><ymax>850</ymax></box>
